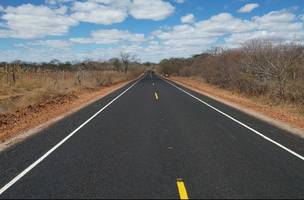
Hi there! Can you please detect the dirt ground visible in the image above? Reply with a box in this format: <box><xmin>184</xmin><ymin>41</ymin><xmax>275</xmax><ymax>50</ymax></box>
<box><xmin>170</xmin><ymin>76</ymin><xmax>304</xmax><ymax>137</ymax></box>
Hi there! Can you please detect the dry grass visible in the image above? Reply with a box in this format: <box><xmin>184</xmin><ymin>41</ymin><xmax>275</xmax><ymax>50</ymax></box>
<box><xmin>0</xmin><ymin>69</ymin><xmax>139</xmax><ymax>113</ymax></box>
<box><xmin>170</xmin><ymin>76</ymin><xmax>304</xmax><ymax>131</ymax></box>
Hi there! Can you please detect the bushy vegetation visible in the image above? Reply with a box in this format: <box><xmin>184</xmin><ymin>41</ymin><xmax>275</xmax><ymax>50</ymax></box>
<box><xmin>157</xmin><ymin>40</ymin><xmax>304</xmax><ymax>107</ymax></box>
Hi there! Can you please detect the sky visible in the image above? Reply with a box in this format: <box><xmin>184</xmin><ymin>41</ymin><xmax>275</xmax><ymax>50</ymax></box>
<box><xmin>0</xmin><ymin>0</ymin><xmax>303</xmax><ymax>63</ymax></box>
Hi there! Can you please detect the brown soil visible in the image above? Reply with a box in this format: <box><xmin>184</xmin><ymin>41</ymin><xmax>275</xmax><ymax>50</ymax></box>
<box><xmin>170</xmin><ymin>76</ymin><xmax>304</xmax><ymax>135</ymax></box>
<box><xmin>0</xmin><ymin>80</ymin><xmax>132</xmax><ymax>142</ymax></box>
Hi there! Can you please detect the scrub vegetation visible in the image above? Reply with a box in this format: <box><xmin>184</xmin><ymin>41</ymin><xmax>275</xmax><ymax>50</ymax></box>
<box><xmin>157</xmin><ymin>40</ymin><xmax>304</xmax><ymax>115</ymax></box>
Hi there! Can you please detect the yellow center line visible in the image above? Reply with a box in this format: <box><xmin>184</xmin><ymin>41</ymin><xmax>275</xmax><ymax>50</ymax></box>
<box><xmin>155</xmin><ymin>92</ymin><xmax>159</xmax><ymax>100</ymax></box>
<box><xmin>177</xmin><ymin>179</ymin><xmax>189</xmax><ymax>200</ymax></box>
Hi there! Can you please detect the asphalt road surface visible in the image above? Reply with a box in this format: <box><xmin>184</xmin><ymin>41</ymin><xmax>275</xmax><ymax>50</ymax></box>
<box><xmin>0</xmin><ymin>72</ymin><xmax>304</xmax><ymax>199</ymax></box>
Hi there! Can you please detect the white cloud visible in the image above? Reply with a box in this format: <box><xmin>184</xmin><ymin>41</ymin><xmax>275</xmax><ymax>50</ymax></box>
<box><xmin>71</xmin><ymin>1</ymin><xmax>128</xmax><ymax>25</ymax></box>
<box><xmin>253</xmin><ymin>10</ymin><xmax>295</xmax><ymax>25</ymax></box>
<box><xmin>249</xmin><ymin>10</ymin><xmax>304</xmax><ymax>41</ymax></box>
<box><xmin>49</xmin><ymin>0</ymin><xmax>175</xmax><ymax>23</ymax></box>
<box><xmin>89</xmin><ymin>0</ymin><xmax>130</xmax><ymax>6</ymax></box>
<box><xmin>0</xmin><ymin>1</ymin><xmax>176</xmax><ymax>40</ymax></box>
<box><xmin>175</xmin><ymin>0</ymin><xmax>185</xmax><ymax>3</ymax></box>
<box><xmin>0</xmin><ymin>43</ymin><xmax>146</xmax><ymax>63</ymax></box>
<box><xmin>71</xmin><ymin>29</ymin><xmax>145</xmax><ymax>44</ymax></box>
<box><xmin>0</xmin><ymin>4</ymin><xmax>78</xmax><ymax>39</ymax></box>
<box><xmin>154</xmin><ymin>12</ymin><xmax>254</xmax><ymax>47</ymax></box>
<box><xmin>66</xmin><ymin>0</ymin><xmax>177</xmax><ymax>25</ymax></box>
<box><xmin>238</xmin><ymin>3</ymin><xmax>259</xmax><ymax>13</ymax></box>
<box><xmin>129</xmin><ymin>0</ymin><xmax>175</xmax><ymax>20</ymax></box>
<box><xmin>0</xmin><ymin>29</ymin><xmax>10</xmax><ymax>38</ymax></box>
<box><xmin>27</xmin><ymin>40</ymin><xmax>73</xmax><ymax>48</ymax></box>
<box><xmin>45</xmin><ymin>0</ymin><xmax>75</xmax><ymax>5</ymax></box>
<box><xmin>181</xmin><ymin>13</ymin><xmax>195</xmax><ymax>24</ymax></box>
<box><xmin>0</xmin><ymin>47</ymin><xmax>79</xmax><ymax>63</ymax></box>
<box><xmin>195</xmin><ymin>13</ymin><xmax>255</xmax><ymax>34</ymax></box>
<box><xmin>151</xmin><ymin>10</ymin><xmax>304</xmax><ymax>60</ymax></box>
<box><xmin>1</xmin><ymin>2</ymin><xmax>303</xmax><ymax>63</ymax></box>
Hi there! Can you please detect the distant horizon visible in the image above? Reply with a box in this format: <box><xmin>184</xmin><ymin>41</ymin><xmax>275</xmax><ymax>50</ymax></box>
<box><xmin>0</xmin><ymin>0</ymin><xmax>303</xmax><ymax>63</ymax></box>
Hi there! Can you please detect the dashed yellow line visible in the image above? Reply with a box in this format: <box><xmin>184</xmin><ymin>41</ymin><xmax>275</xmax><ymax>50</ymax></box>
<box><xmin>155</xmin><ymin>92</ymin><xmax>159</xmax><ymax>100</ymax></box>
<box><xmin>177</xmin><ymin>179</ymin><xmax>189</xmax><ymax>200</ymax></box>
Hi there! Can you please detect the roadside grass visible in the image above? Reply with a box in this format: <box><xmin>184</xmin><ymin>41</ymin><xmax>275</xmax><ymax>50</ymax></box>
<box><xmin>0</xmin><ymin>69</ymin><xmax>141</xmax><ymax>113</ymax></box>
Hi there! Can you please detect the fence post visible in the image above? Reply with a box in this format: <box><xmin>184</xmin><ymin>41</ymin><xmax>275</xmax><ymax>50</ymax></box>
<box><xmin>12</xmin><ymin>64</ymin><xmax>16</xmax><ymax>86</ymax></box>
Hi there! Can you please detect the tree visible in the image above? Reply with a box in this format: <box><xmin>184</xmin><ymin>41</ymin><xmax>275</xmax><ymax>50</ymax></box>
<box><xmin>242</xmin><ymin>40</ymin><xmax>304</xmax><ymax>99</ymax></box>
<box><xmin>109</xmin><ymin>58</ymin><xmax>121</xmax><ymax>71</ymax></box>
<box><xmin>158</xmin><ymin>58</ymin><xmax>192</xmax><ymax>76</ymax></box>
<box><xmin>120</xmin><ymin>52</ymin><xmax>133</xmax><ymax>73</ymax></box>
<box><xmin>50</xmin><ymin>59</ymin><xmax>61</xmax><ymax>66</ymax></box>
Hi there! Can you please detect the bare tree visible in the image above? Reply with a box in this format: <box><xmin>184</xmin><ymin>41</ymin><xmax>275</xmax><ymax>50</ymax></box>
<box><xmin>120</xmin><ymin>52</ymin><xmax>133</xmax><ymax>73</ymax></box>
<box><xmin>242</xmin><ymin>39</ymin><xmax>304</xmax><ymax>99</ymax></box>
<box><xmin>10</xmin><ymin>60</ymin><xmax>22</xmax><ymax>86</ymax></box>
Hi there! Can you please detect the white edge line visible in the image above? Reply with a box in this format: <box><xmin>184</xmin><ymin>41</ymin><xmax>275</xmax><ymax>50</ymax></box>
<box><xmin>0</xmin><ymin>75</ymin><xmax>145</xmax><ymax>196</ymax></box>
<box><xmin>162</xmin><ymin>78</ymin><xmax>304</xmax><ymax>161</ymax></box>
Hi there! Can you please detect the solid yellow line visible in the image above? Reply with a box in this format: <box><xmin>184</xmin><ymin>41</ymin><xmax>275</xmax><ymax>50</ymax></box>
<box><xmin>155</xmin><ymin>92</ymin><xmax>159</xmax><ymax>100</ymax></box>
<box><xmin>177</xmin><ymin>179</ymin><xmax>189</xmax><ymax>200</ymax></box>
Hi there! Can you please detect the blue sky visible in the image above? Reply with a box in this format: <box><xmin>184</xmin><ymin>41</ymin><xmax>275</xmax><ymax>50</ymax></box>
<box><xmin>0</xmin><ymin>0</ymin><xmax>303</xmax><ymax>62</ymax></box>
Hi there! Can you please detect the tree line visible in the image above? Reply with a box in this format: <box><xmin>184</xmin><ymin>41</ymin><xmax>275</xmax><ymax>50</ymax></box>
<box><xmin>0</xmin><ymin>52</ymin><xmax>153</xmax><ymax>87</ymax></box>
<box><xmin>157</xmin><ymin>40</ymin><xmax>304</xmax><ymax>104</ymax></box>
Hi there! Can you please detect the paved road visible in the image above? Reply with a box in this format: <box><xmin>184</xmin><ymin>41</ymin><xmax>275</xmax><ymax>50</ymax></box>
<box><xmin>0</xmin><ymin>72</ymin><xmax>304</xmax><ymax>199</ymax></box>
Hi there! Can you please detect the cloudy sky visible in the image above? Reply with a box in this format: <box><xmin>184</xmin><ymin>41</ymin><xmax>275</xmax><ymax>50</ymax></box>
<box><xmin>0</xmin><ymin>0</ymin><xmax>303</xmax><ymax>62</ymax></box>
